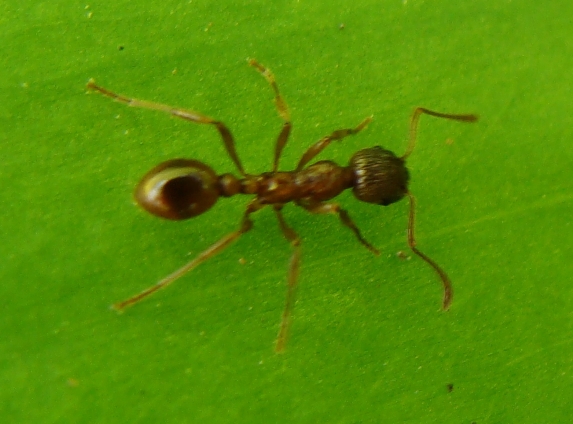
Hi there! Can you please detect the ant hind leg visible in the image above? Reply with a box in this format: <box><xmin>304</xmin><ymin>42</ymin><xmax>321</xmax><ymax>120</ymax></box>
<box><xmin>86</xmin><ymin>79</ymin><xmax>247</xmax><ymax>176</ymax></box>
<box><xmin>111</xmin><ymin>200</ymin><xmax>264</xmax><ymax>311</ymax></box>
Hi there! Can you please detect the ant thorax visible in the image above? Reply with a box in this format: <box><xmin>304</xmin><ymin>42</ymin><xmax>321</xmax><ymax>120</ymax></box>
<box><xmin>248</xmin><ymin>161</ymin><xmax>354</xmax><ymax>204</ymax></box>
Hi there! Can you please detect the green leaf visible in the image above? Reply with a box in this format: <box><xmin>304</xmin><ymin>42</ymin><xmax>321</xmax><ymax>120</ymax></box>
<box><xmin>2</xmin><ymin>1</ymin><xmax>572</xmax><ymax>422</ymax></box>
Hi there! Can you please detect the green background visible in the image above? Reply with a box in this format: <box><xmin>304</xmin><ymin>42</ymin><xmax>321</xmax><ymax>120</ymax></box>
<box><xmin>2</xmin><ymin>1</ymin><xmax>572</xmax><ymax>422</ymax></box>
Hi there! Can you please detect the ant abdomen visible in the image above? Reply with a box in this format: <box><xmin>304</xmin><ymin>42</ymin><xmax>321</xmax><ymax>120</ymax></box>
<box><xmin>350</xmin><ymin>146</ymin><xmax>409</xmax><ymax>206</ymax></box>
<box><xmin>135</xmin><ymin>159</ymin><xmax>220</xmax><ymax>220</ymax></box>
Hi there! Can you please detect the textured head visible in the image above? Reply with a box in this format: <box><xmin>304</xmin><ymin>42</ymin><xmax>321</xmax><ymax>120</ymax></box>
<box><xmin>349</xmin><ymin>146</ymin><xmax>409</xmax><ymax>206</ymax></box>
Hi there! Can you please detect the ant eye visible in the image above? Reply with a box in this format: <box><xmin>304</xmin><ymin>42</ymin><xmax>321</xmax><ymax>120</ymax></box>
<box><xmin>350</xmin><ymin>146</ymin><xmax>409</xmax><ymax>206</ymax></box>
<box><xmin>134</xmin><ymin>159</ymin><xmax>219</xmax><ymax>220</ymax></box>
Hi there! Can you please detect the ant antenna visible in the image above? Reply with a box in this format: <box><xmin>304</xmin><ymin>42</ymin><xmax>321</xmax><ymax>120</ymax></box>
<box><xmin>402</xmin><ymin>107</ymin><xmax>477</xmax><ymax>309</ymax></box>
<box><xmin>406</xmin><ymin>191</ymin><xmax>452</xmax><ymax>309</ymax></box>
<box><xmin>402</xmin><ymin>107</ymin><xmax>478</xmax><ymax>160</ymax></box>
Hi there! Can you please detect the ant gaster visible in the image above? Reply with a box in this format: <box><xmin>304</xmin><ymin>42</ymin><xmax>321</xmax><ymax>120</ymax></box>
<box><xmin>87</xmin><ymin>60</ymin><xmax>477</xmax><ymax>352</ymax></box>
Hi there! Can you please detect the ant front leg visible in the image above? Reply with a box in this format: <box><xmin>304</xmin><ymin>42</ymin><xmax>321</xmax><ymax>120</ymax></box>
<box><xmin>87</xmin><ymin>79</ymin><xmax>247</xmax><ymax>176</ymax></box>
<box><xmin>248</xmin><ymin>59</ymin><xmax>292</xmax><ymax>172</ymax></box>
<box><xmin>296</xmin><ymin>117</ymin><xmax>372</xmax><ymax>171</ymax></box>
<box><xmin>299</xmin><ymin>201</ymin><xmax>379</xmax><ymax>255</ymax></box>
<box><xmin>111</xmin><ymin>200</ymin><xmax>264</xmax><ymax>311</ymax></box>
<box><xmin>273</xmin><ymin>205</ymin><xmax>302</xmax><ymax>353</ymax></box>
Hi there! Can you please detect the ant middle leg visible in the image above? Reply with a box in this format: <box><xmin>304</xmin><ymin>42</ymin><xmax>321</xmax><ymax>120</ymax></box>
<box><xmin>296</xmin><ymin>116</ymin><xmax>372</xmax><ymax>171</ymax></box>
<box><xmin>248</xmin><ymin>59</ymin><xmax>292</xmax><ymax>172</ymax></box>
<box><xmin>299</xmin><ymin>201</ymin><xmax>379</xmax><ymax>255</ymax></box>
<box><xmin>273</xmin><ymin>205</ymin><xmax>301</xmax><ymax>353</ymax></box>
<box><xmin>87</xmin><ymin>79</ymin><xmax>246</xmax><ymax>176</ymax></box>
<box><xmin>111</xmin><ymin>199</ymin><xmax>264</xmax><ymax>311</ymax></box>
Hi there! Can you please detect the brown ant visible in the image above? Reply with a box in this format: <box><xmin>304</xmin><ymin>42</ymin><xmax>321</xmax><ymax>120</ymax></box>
<box><xmin>87</xmin><ymin>60</ymin><xmax>477</xmax><ymax>352</ymax></box>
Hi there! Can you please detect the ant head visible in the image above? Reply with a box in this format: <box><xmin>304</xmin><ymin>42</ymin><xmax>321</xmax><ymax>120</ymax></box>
<box><xmin>135</xmin><ymin>159</ymin><xmax>219</xmax><ymax>220</ymax></box>
<box><xmin>350</xmin><ymin>146</ymin><xmax>409</xmax><ymax>206</ymax></box>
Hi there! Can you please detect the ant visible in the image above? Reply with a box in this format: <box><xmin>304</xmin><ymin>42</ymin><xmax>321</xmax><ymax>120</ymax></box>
<box><xmin>87</xmin><ymin>60</ymin><xmax>477</xmax><ymax>352</ymax></box>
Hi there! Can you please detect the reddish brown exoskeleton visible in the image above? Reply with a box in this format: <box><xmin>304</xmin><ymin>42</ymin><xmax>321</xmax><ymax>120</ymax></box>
<box><xmin>87</xmin><ymin>60</ymin><xmax>477</xmax><ymax>352</ymax></box>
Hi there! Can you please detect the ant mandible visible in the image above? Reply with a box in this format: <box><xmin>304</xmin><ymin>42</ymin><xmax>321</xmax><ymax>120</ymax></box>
<box><xmin>87</xmin><ymin>60</ymin><xmax>477</xmax><ymax>352</ymax></box>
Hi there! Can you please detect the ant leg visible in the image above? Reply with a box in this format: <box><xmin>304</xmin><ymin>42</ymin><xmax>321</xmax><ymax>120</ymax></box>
<box><xmin>111</xmin><ymin>199</ymin><xmax>264</xmax><ymax>311</ymax></box>
<box><xmin>248</xmin><ymin>59</ymin><xmax>292</xmax><ymax>172</ymax></box>
<box><xmin>296</xmin><ymin>117</ymin><xmax>372</xmax><ymax>171</ymax></box>
<box><xmin>402</xmin><ymin>107</ymin><xmax>478</xmax><ymax>160</ymax></box>
<box><xmin>300</xmin><ymin>201</ymin><xmax>379</xmax><ymax>255</ymax></box>
<box><xmin>273</xmin><ymin>205</ymin><xmax>301</xmax><ymax>353</ymax></box>
<box><xmin>87</xmin><ymin>79</ymin><xmax>246</xmax><ymax>176</ymax></box>
<box><xmin>405</xmin><ymin>191</ymin><xmax>452</xmax><ymax>310</ymax></box>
